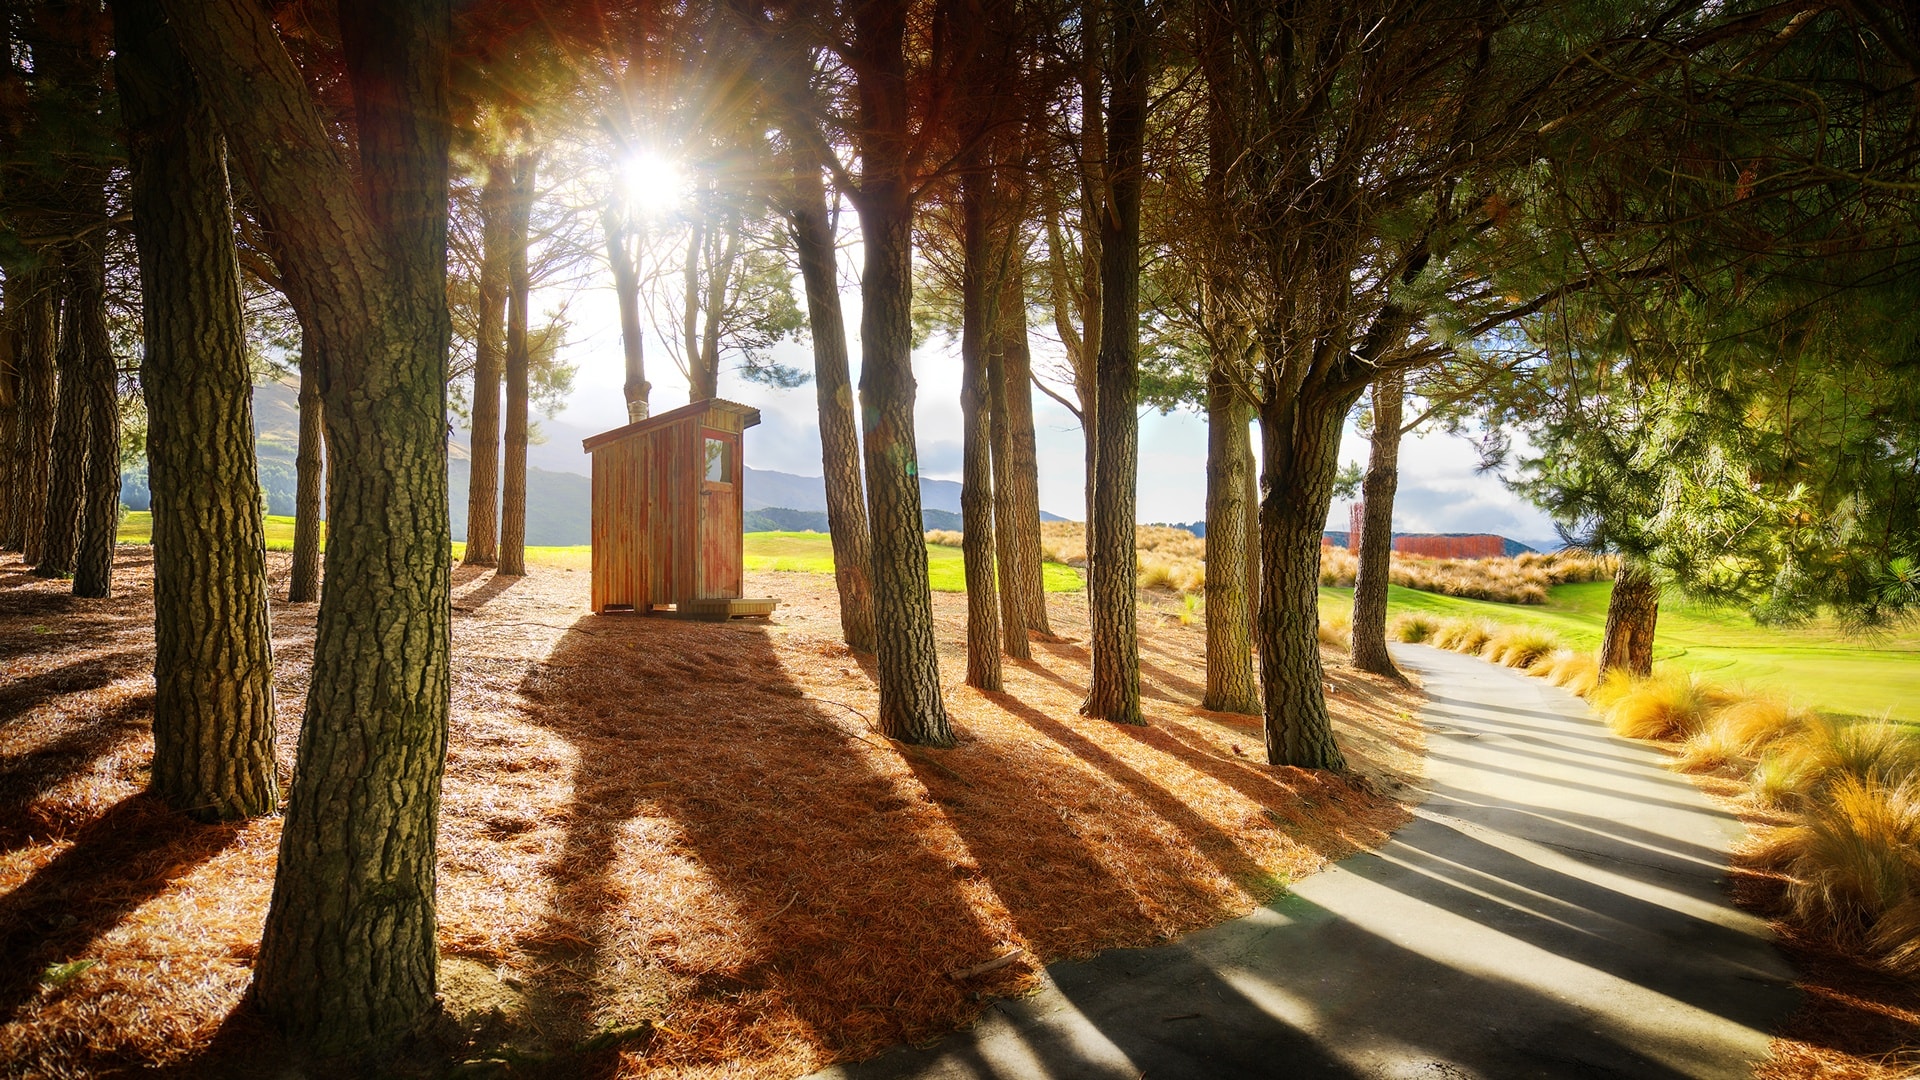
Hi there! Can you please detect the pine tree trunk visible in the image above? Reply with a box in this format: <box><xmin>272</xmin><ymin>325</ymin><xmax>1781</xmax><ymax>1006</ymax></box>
<box><xmin>787</xmin><ymin>155</ymin><xmax>875</xmax><ymax>653</ymax></box>
<box><xmin>1082</xmin><ymin>0</ymin><xmax>1147</xmax><ymax>726</ymax></box>
<box><xmin>115</xmin><ymin>0</ymin><xmax>279</xmax><ymax>819</ymax></box>
<box><xmin>0</xmin><ymin>290</ymin><xmax>19</xmax><ymax>544</ymax></box>
<box><xmin>1600</xmin><ymin>556</ymin><xmax>1659</xmax><ymax>679</ymax></box>
<box><xmin>463</xmin><ymin>156</ymin><xmax>509</xmax><ymax>568</ymax></box>
<box><xmin>1350</xmin><ymin>367</ymin><xmax>1405</xmax><ymax>679</ymax></box>
<box><xmin>694</xmin><ymin>222</ymin><xmax>737</xmax><ymax>401</ymax></box>
<box><xmin>72</xmin><ymin>235</ymin><xmax>120</xmax><ymax>599</ymax></box>
<box><xmin>986</xmin><ymin>299</ymin><xmax>1030</xmax><ymax>661</ymax></box>
<box><xmin>992</xmin><ymin>272</ymin><xmax>1047</xmax><ymax>639</ymax></box>
<box><xmin>850</xmin><ymin>1</ymin><xmax>951</xmax><ymax>747</ymax></box>
<box><xmin>7</xmin><ymin>273</ymin><xmax>56</xmax><ymax>559</ymax></box>
<box><xmin>1256</xmin><ymin>385</ymin><xmax>1358</xmax><ymax>771</ymax></box>
<box><xmin>161</xmin><ymin>0</ymin><xmax>455</xmax><ymax>1054</ymax></box>
<box><xmin>36</xmin><ymin>263</ymin><xmax>89</xmax><ymax>579</ymax></box>
<box><xmin>603</xmin><ymin>201</ymin><xmax>648</xmax><ymax>422</ymax></box>
<box><xmin>1244</xmin><ymin>404</ymin><xmax>1262</xmax><ymax>672</ymax></box>
<box><xmin>497</xmin><ymin>152</ymin><xmax>532</xmax><ymax>577</ymax></box>
<box><xmin>289</xmin><ymin>329</ymin><xmax>324</xmax><ymax>603</ymax></box>
<box><xmin>1202</xmin><ymin>360</ymin><xmax>1258</xmax><ymax>713</ymax></box>
<box><xmin>959</xmin><ymin>173</ymin><xmax>1003</xmax><ymax>690</ymax></box>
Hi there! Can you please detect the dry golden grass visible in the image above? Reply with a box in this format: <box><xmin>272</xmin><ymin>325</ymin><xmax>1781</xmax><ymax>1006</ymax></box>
<box><xmin>1318</xmin><ymin>610</ymin><xmax>1353</xmax><ymax>651</ymax></box>
<box><xmin>1481</xmin><ymin>625</ymin><xmax>1560</xmax><ymax>669</ymax></box>
<box><xmin>1601</xmin><ymin>671</ymin><xmax>1734</xmax><ymax>741</ymax></box>
<box><xmin>1320</xmin><ymin>545</ymin><xmax>1613</xmax><ymax>604</ymax></box>
<box><xmin>0</xmin><ymin>547</ymin><xmax>1423</xmax><ymax>1078</ymax></box>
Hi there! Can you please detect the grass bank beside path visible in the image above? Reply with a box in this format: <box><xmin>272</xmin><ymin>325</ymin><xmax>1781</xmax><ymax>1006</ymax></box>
<box><xmin>1321</xmin><ymin>580</ymin><xmax>1920</xmax><ymax>723</ymax></box>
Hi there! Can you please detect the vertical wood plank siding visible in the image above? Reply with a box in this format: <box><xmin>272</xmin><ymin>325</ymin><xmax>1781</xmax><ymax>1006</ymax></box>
<box><xmin>585</xmin><ymin>399</ymin><xmax>759</xmax><ymax>614</ymax></box>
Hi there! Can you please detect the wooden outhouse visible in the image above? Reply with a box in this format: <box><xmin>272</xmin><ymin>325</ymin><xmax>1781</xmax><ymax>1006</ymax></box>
<box><xmin>582</xmin><ymin>398</ymin><xmax>776</xmax><ymax>618</ymax></box>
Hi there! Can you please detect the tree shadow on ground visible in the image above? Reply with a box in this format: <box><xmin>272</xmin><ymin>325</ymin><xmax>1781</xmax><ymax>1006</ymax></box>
<box><xmin>0</xmin><ymin>795</ymin><xmax>245</xmax><ymax>1026</ymax></box>
<box><xmin>451</xmin><ymin>565</ymin><xmax>522</xmax><ymax>612</ymax></box>
<box><xmin>502</xmin><ymin>613</ymin><xmax>1007</xmax><ymax>1075</ymax></box>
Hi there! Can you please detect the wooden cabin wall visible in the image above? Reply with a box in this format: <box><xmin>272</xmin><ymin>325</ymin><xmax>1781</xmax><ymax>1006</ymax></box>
<box><xmin>647</xmin><ymin>417</ymin><xmax>699</xmax><ymax>607</ymax></box>
<box><xmin>590</xmin><ymin>437</ymin><xmax>650</xmax><ymax>612</ymax></box>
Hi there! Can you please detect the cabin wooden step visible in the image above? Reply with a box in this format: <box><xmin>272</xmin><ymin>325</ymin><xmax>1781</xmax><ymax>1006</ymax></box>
<box><xmin>676</xmin><ymin>597</ymin><xmax>779</xmax><ymax>620</ymax></box>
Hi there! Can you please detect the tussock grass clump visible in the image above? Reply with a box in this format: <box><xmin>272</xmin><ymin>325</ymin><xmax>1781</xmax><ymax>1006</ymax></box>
<box><xmin>1388</xmin><ymin>612</ymin><xmax>1439</xmax><ymax>643</ymax></box>
<box><xmin>1766</xmin><ymin>776</ymin><xmax>1920</xmax><ymax>976</ymax></box>
<box><xmin>1430</xmin><ymin>618</ymin><xmax>1498</xmax><ymax>654</ymax></box>
<box><xmin>1318</xmin><ymin>610</ymin><xmax>1353</xmax><ymax>651</ymax></box>
<box><xmin>1482</xmin><ymin>626</ymin><xmax>1561</xmax><ymax>669</ymax></box>
<box><xmin>925</xmin><ymin>529</ymin><xmax>964</xmax><ymax>548</ymax></box>
<box><xmin>1601</xmin><ymin>671</ymin><xmax>1730</xmax><ymax>741</ymax></box>
<box><xmin>1533</xmin><ymin>649</ymin><xmax>1600</xmax><ymax>697</ymax></box>
<box><xmin>1674</xmin><ymin>694</ymin><xmax>1807</xmax><ymax>775</ymax></box>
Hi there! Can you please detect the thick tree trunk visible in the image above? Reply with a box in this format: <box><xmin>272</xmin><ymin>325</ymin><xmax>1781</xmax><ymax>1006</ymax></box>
<box><xmin>959</xmin><ymin>174</ymin><xmax>1003</xmax><ymax>690</ymax></box>
<box><xmin>36</xmin><ymin>262</ymin><xmax>90</xmax><ymax>578</ymax></box>
<box><xmin>7</xmin><ymin>273</ymin><xmax>56</xmax><ymax>559</ymax></box>
<box><xmin>787</xmin><ymin>156</ymin><xmax>875</xmax><ymax>653</ymax></box>
<box><xmin>1202</xmin><ymin>361</ymin><xmax>1258</xmax><ymax>713</ymax></box>
<box><xmin>115</xmin><ymin>0</ymin><xmax>280</xmax><ymax>820</ymax></box>
<box><xmin>1350</xmin><ymin>367</ymin><xmax>1405</xmax><ymax>679</ymax></box>
<box><xmin>1244</xmin><ymin>415</ymin><xmax>1261</xmax><ymax>669</ymax></box>
<box><xmin>497</xmin><ymin>152</ymin><xmax>532</xmax><ymax>578</ymax></box>
<box><xmin>1082</xmin><ymin>0</ymin><xmax>1147</xmax><ymax>726</ymax></box>
<box><xmin>162</xmin><ymin>0</ymin><xmax>454</xmax><ymax>1054</ymax></box>
<box><xmin>289</xmin><ymin>330</ymin><xmax>324</xmax><ymax>603</ymax></box>
<box><xmin>850</xmin><ymin>2</ymin><xmax>951</xmax><ymax>747</ymax></box>
<box><xmin>1600</xmin><ymin>556</ymin><xmax>1659</xmax><ymax>679</ymax></box>
<box><xmin>1256</xmin><ymin>385</ymin><xmax>1359</xmax><ymax>771</ymax></box>
<box><xmin>603</xmin><ymin>201</ymin><xmax>648</xmax><ymax>422</ymax></box>
<box><xmin>991</xmin><ymin>272</ymin><xmax>1047</xmax><ymax>639</ymax></box>
<box><xmin>463</xmin><ymin>156</ymin><xmax>509</xmax><ymax>568</ymax></box>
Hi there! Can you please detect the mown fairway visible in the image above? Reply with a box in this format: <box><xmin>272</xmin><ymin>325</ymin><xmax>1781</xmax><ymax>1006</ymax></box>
<box><xmin>1322</xmin><ymin>580</ymin><xmax>1920</xmax><ymax>722</ymax></box>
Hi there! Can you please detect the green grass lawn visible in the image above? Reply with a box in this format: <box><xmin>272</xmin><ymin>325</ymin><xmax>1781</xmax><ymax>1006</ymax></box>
<box><xmin>1321</xmin><ymin>580</ymin><xmax>1920</xmax><ymax>722</ymax></box>
<box><xmin>116</xmin><ymin>519</ymin><xmax>1082</xmax><ymax>592</ymax></box>
<box><xmin>743</xmin><ymin>531</ymin><xmax>1084</xmax><ymax>593</ymax></box>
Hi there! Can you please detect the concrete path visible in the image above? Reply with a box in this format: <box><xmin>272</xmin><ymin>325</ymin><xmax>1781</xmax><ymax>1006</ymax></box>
<box><xmin>812</xmin><ymin>644</ymin><xmax>1799</xmax><ymax>1080</ymax></box>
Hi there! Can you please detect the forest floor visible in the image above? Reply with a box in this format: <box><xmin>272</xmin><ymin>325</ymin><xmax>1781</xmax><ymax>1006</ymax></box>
<box><xmin>0</xmin><ymin>548</ymin><xmax>1421</xmax><ymax>1078</ymax></box>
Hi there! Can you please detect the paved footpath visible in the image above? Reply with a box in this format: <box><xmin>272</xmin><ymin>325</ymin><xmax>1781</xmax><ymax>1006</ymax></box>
<box><xmin>813</xmin><ymin>644</ymin><xmax>1800</xmax><ymax>1080</ymax></box>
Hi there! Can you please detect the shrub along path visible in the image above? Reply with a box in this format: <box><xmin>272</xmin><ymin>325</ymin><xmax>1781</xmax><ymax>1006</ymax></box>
<box><xmin>817</xmin><ymin>644</ymin><xmax>1800</xmax><ymax>1080</ymax></box>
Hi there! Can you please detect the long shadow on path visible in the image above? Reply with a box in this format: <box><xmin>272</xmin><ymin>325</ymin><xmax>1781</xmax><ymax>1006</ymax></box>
<box><xmin>814</xmin><ymin>644</ymin><xmax>1799</xmax><ymax>1079</ymax></box>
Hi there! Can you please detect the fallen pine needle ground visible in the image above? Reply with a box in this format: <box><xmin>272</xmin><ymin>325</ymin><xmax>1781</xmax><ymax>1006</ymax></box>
<box><xmin>0</xmin><ymin>549</ymin><xmax>1421</xmax><ymax>1078</ymax></box>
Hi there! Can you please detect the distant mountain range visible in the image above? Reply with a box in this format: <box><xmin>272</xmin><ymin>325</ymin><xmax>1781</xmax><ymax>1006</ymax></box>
<box><xmin>115</xmin><ymin>381</ymin><xmax>1061</xmax><ymax>545</ymax></box>
<box><xmin>119</xmin><ymin>382</ymin><xmax>1539</xmax><ymax>551</ymax></box>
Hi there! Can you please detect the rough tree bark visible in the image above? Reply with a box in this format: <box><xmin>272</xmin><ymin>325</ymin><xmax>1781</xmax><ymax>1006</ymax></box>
<box><xmin>463</xmin><ymin>156</ymin><xmax>510</xmax><ymax>568</ymax></box>
<box><xmin>1600</xmin><ymin>556</ymin><xmax>1659</xmax><ymax>679</ymax></box>
<box><xmin>787</xmin><ymin>153</ymin><xmax>876</xmax><ymax>653</ymax></box>
<box><xmin>289</xmin><ymin>328</ymin><xmax>324</xmax><ymax>603</ymax></box>
<box><xmin>1350</xmin><ymin>367</ymin><xmax>1405</xmax><ymax>679</ymax></box>
<box><xmin>959</xmin><ymin>169</ymin><xmax>1003</xmax><ymax>690</ymax></box>
<box><xmin>1202</xmin><ymin>360</ymin><xmax>1259</xmax><ymax>713</ymax></box>
<box><xmin>849</xmin><ymin>0</ymin><xmax>951</xmax><ymax>746</ymax></box>
<box><xmin>1082</xmin><ymin>0</ymin><xmax>1146</xmax><ymax>726</ymax></box>
<box><xmin>497</xmin><ymin>151</ymin><xmax>533</xmax><ymax>578</ymax></box>
<box><xmin>71</xmin><ymin>235</ymin><xmax>119</xmax><ymax>599</ymax></box>
<box><xmin>6</xmin><ymin>272</ymin><xmax>56</xmax><ymax>559</ymax></box>
<box><xmin>1256</xmin><ymin>383</ymin><xmax>1361</xmax><ymax>771</ymax></box>
<box><xmin>161</xmin><ymin>0</ymin><xmax>454</xmax><ymax>1054</ymax></box>
<box><xmin>36</xmin><ymin>260</ymin><xmax>91</xmax><ymax>579</ymax></box>
<box><xmin>114</xmin><ymin>0</ymin><xmax>280</xmax><ymax>819</ymax></box>
<box><xmin>991</xmin><ymin>272</ymin><xmax>1047</xmax><ymax>641</ymax></box>
<box><xmin>0</xmin><ymin>288</ymin><xmax>19</xmax><ymax>544</ymax></box>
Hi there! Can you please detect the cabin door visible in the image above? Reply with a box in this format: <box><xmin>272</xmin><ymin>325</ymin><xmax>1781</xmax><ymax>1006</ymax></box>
<box><xmin>696</xmin><ymin>428</ymin><xmax>743</xmax><ymax>598</ymax></box>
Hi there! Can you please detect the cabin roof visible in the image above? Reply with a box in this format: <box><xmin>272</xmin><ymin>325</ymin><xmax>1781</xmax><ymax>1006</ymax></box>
<box><xmin>581</xmin><ymin>398</ymin><xmax>762</xmax><ymax>452</ymax></box>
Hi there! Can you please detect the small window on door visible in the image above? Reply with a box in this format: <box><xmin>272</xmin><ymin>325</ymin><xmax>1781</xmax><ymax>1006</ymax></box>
<box><xmin>704</xmin><ymin>436</ymin><xmax>730</xmax><ymax>484</ymax></box>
